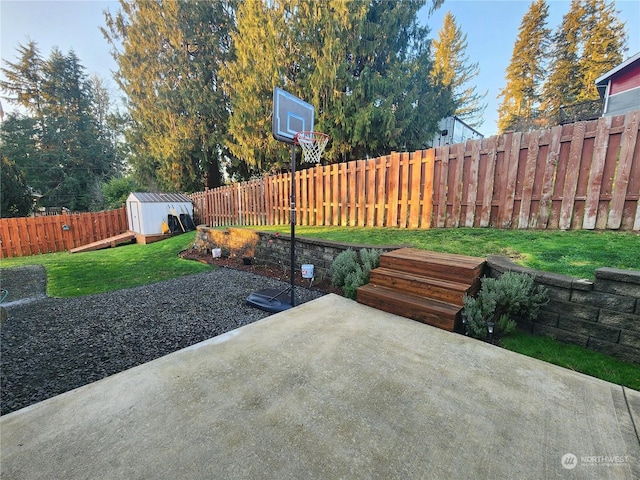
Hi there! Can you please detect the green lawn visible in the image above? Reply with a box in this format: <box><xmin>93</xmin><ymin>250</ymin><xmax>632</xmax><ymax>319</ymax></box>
<box><xmin>501</xmin><ymin>331</ymin><xmax>640</xmax><ymax>390</ymax></box>
<box><xmin>0</xmin><ymin>231</ymin><xmax>210</xmax><ymax>297</ymax></box>
<box><xmin>2</xmin><ymin>226</ymin><xmax>639</xmax><ymax>388</ymax></box>
<box><xmin>251</xmin><ymin>226</ymin><xmax>640</xmax><ymax>279</ymax></box>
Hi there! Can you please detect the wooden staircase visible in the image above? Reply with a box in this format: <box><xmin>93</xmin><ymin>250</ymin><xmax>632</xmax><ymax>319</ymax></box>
<box><xmin>357</xmin><ymin>248</ymin><xmax>486</xmax><ymax>332</ymax></box>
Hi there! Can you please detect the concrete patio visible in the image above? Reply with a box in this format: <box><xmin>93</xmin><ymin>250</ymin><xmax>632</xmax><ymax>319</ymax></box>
<box><xmin>1</xmin><ymin>294</ymin><xmax>638</xmax><ymax>479</ymax></box>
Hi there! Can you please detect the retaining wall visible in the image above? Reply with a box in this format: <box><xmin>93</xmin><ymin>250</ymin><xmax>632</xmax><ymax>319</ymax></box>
<box><xmin>488</xmin><ymin>256</ymin><xmax>640</xmax><ymax>365</ymax></box>
<box><xmin>194</xmin><ymin>226</ymin><xmax>640</xmax><ymax>364</ymax></box>
<box><xmin>194</xmin><ymin>226</ymin><xmax>404</xmax><ymax>282</ymax></box>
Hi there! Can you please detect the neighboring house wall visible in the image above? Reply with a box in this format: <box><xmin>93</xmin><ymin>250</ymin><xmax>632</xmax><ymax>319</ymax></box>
<box><xmin>597</xmin><ymin>53</ymin><xmax>640</xmax><ymax>117</ymax></box>
<box><xmin>427</xmin><ymin>116</ymin><xmax>483</xmax><ymax>147</ymax></box>
<box><xmin>604</xmin><ymin>63</ymin><xmax>640</xmax><ymax>116</ymax></box>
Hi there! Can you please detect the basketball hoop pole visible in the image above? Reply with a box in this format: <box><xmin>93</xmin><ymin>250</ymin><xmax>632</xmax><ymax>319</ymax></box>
<box><xmin>289</xmin><ymin>142</ymin><xmax>297</xmax><ymax>308</ymax></box>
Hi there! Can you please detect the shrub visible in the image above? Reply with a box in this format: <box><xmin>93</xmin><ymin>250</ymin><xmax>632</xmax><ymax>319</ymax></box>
<box><xmin>331</xmin><ymin>248</ymin><xmax>382</xmax><ymax>299</ymax></box>
<box><xmin>330</xmin><ymin>249</ymin><xmax>359</xmax><ymax>287</ymax></box>
<box><xmin>463</xmin><ymin>271</ymin><xmax>548</xmax><ymax>340</ymax></box>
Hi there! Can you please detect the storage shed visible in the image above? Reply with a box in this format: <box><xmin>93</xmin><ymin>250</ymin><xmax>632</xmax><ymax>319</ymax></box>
<box><xmin>126</xmin><ymin>192</ymin><xmax>194</xmax><ymax>236</ymax></box>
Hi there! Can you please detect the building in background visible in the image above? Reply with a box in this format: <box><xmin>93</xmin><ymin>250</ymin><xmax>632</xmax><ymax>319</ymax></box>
<box><xmin>595</xmin><ymin>51</ymin><xmax>640</xmax><ymax>117</ymax></box>
<box><xmin>426</xmin><ymin>116</ymin><xmax>484</xmax><ymax>148</ymax></box>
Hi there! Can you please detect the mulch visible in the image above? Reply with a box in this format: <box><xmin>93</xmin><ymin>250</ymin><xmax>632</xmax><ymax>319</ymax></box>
<box><xmin>178</xmin><ymin>248</ymin><xmax>344</xmax><ymax>296</ymax></box>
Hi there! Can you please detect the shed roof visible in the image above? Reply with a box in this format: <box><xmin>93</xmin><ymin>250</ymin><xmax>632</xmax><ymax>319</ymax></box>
<box><xmin>128</xmin><ymin>192</ymin><xmax>192</xmax><ymax>203</ymax></box>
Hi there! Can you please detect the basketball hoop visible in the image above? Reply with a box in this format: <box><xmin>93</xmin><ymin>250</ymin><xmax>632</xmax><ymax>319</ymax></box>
<box><xmin>294</xmin><ymin>131</ymin><xmax>329</xmax><ymax>164</ymax></box>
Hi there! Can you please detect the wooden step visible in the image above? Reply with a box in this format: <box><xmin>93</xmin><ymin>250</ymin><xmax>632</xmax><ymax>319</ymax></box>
<box><xmin>380</xmin><ymin>247</ymin><xmax>485</xmax><ymax>284</ymax></box>
<box><xmin>369</xmin><ymin>268</ymin><xmax>476</xmax><ymax>306</ymax></box>
<box><xmin>357</xmin><ymin>284</ymin><xmax>461</xmax><ymax>332</ymax></box>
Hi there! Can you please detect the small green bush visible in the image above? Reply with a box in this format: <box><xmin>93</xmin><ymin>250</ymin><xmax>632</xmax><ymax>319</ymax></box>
<box><xmin>331</xmin><ymin>248</ymin><xmax>381</xmax><ymax>299</ymax></box>
<box><xmin>463</xmin><ymin>271</ymin><xmax>548</xmax><ymax>340</ymax></box>
<box><xmin>330</xmin><ymin>249</ymin><xmax>359</xmax><ymax>287</ymax></box>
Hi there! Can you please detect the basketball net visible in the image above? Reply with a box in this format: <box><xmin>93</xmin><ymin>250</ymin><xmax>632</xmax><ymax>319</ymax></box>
<box><xmin>294</xmin><ymin>131</ymin><xmax>329</xmax><ymax>164</ymax></box>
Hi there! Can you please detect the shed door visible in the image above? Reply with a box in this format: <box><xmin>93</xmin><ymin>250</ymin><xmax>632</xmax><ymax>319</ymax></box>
<box><xmin>130</xmin><ymin>201</ymin><xmax>142</xmax><ymax>233</ymax></box>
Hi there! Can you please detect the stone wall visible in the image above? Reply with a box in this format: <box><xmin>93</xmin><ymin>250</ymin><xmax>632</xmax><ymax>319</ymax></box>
<box><xmin>194</xmin><ymin>226</ymin><xmax>640</xmax><ymax>364</ymax></box>
<box><xmin>194</xmin><ymin>226</ymin><xmax>404</xmax><ymax>281</ymax></box>
<box><xmin>488</xmin><ymin>256</ymin><xmax>640</xmax><ymax>365</ymax></box>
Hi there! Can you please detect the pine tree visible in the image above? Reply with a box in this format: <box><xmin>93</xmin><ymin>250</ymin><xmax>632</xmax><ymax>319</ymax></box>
<box><xmin>431</xmin><ymin>12</ymin><xmax>486</xmax><ymax>128</ymax></box>
<box><xmin>221</xmin><ymin>0</ymin><xmax>295</xmax><ymax>174</ymax></box>
<box><xmin>103</xmin><ymin>0</ymin><xmax>234</xmax><ymax>191</ymax></box>
<box><xmin>0</xmin><ymin>41</ymin><xmax>44</xmax><ymax>114</ymax></box>
<box><xmin>541</xmin><ymin>0</ymin><xmax>584</xmax><ymax>123</ymax></box>
<box><xmin>497</xmin><ymin>0</ymin><xmax>550</xmax><ymax>133</ymax></box>
<box><xmin>577</xmin><ymin>0</ymin><xmax>626</xmax><ymax>101</ymax></box>
<box><xmin>541</xmin><ymin>0</ymin><xmax>626</xmax><ymax>125</ymax></box>
<box><xmin>1</xmin><ymin>44</ymin><xmax>118</xmax><ymax>211</ymax></box>
<box><xmin>223</xmin><ymin>0</ymin><xmax>452</xmax><ymax>172</ymax></box>
<box><xmin>1</xmin><ymin>156</ymin><xmax>32</xmax><ymax>217</ymax></box>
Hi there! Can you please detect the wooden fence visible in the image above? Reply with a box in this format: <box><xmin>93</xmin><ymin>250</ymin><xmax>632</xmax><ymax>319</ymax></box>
<box><xmin>190</xmin><ymin>111</ymin><xmax>639</xmax><ymax>231</ymax></box>
<box><xmin>0</xmin><ymin>207</ymin><xmax>128</xmax><ymax>258</ymax></box>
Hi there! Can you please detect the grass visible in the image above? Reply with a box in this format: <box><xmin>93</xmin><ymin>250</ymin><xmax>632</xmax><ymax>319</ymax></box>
<box><xmin>501</xmin><ymin>330</ymin><xmax>640</xmax><ymax>391</ymax></box>
<box><xmin>250</xmin><ymin>226</ymin><xmax>640</xmax><ymax>279</ymax></box>
<box><xmin>2</xmin><ymin>226</ymin><xmax>638</xmax><ymax>388</ymax></box>
<box><xmin>0</xmin><ymin>231</ymin><xmax>210</xmax><ymax>297</ymax></box>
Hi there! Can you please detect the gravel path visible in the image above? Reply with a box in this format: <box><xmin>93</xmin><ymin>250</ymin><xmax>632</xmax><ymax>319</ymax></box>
<box><xmin>0</xmin><ymin>267</ymin><xmax>324</xmax><ymax>415</ymax></box>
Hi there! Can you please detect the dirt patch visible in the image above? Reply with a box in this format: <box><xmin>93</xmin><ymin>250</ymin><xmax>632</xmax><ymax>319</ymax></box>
<box><xmin>179</xmin><ymin>248</ymin><xmax>344</xmax><ymax>296</ymax></box>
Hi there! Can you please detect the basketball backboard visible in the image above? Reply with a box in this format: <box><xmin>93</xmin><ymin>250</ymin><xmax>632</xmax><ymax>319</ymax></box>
<box><xmin>272</xmin><ymin>87</ymin><xmax>314</xmax><ymax>144</ymax></box>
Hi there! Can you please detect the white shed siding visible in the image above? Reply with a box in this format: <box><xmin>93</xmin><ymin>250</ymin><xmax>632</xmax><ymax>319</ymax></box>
<box><xmin>126</xmin><ymin>192</ymin><xmax>193</xmax><ymax>235</ymax></box>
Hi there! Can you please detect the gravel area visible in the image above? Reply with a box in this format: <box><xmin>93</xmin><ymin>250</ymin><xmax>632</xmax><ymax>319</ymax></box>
<box><xmin>1</xmin><ymin>267</ymin><xmax>324</xmax><ymax>415</ymax></box>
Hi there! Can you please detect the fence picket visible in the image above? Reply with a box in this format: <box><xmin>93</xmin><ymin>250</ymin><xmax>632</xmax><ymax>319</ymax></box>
<box><xmin>408</xmin><ymin>152</ymin><xmax>422</xmax><ymax>228</ymax></box>
<box><xmin>449</xmin><ymin>143</ymin><xmax>465</xmax><ymax>228</ymax></box>
<box><xmin>607</xmin><ymin>111</ymin><xmax>638</xmax><ymax>228</ymax></box>
<box><xmin>480</xmin><ymin>137</ymin><xmax>497</xmax><ymax>227</ymax></box>
<box><xmin>387</xmin><ymin>152</ymin><xmax>400</xmax><ymax>227</ymax></box>
<box><xmin>559</xmin><ymin>122</ymin><xmax>586</xmax><ymax>230</ymax></box>
<box><xmin>500</xmin><ymin>131</ymin><xmax>522</xmax><ymax>228</ymax></box>
<box><xmin>436</xmin><ymin>145</ymin><xmax>449</xmax><ymax>228</ymax></box>
<box><xmin>537</xmin><ymin>125</ymin><xmax>562</xmax><ymax>228</ymax></box>
<box><xmin>331</xmin><ymin>163</ymin><xmax>340</xmax><ymax>225</ymax></box>
<box><xmin>583</xmin><ymin>116</ymin><xmax>611</xmax><ymax>229</ymax></box>
<box><xmin>420</xmin><ymin>149</ymin><xmax>435</xmax><ymax>229</ymax></box>
<box><xmin>347</xmin><ymin>161</ymin><xmax>357</xmax><ymax>226</ymax></box>
<box><xmin>375</xmin><ymin>156</ymin><xmax>387</xmax><ymax>226</ymax></box>
<box><xmin>464</xmin><ymin>140</ymin><xmax>480</xmax><ymax>227</ymax></box>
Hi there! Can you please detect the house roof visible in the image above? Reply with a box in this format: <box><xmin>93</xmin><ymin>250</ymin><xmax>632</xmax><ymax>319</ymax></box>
<box><xmin>595</xmin><ymin>51</ymin><xmax>640</xmax><ymax>87</ymax></box>
<box><xmin>128</xmin><ymin>192</ymin><xmax>192</xmax><ymax>203</ymax></box>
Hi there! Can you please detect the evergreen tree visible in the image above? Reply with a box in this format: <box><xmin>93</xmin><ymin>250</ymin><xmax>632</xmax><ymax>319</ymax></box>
<box><xmin>431</xmin><ymin>11</ymin><xmax>487</xmax><ymax>128</ymax></box>
<box><xmin>223</xmin><ymin>0</ymin><xmax>452</xmax><ymax>173</ymax></box>
<box><xmin>541</xmin><ymin>0</ymin><xmax>584</xmax><ymax>123</ymax></box>
<box><xmin>577</xmin><ymin>0</ymin><xmax>626</xmax><ymax>101</ymax></box>
<box><xmin>1</xmin><ymin>44</ymin><xmax>119</xmax><ymax>211</ymax></box>
<box><xmin>103</xmin><ymin>0</ymin><xmax>235</xmax><ymax>191</ymax></box>
<box><xmin>221</xmin><ymin>0</ymin><xmax>294</xmax><ymax>174</ymax></box>
<box><xmin>497</xmin><ymin>0</ymin><xmax>550</xmax><ymax>133</ymax></box>
<box><xmin>1</xmin><ymin>156</ymin><xmax>33</xmax><ymax>218</ymax></box>
<box><xmin>542</xmin><ymin>0</ymin><xmax>626</xmax><ymax>124</ymax></box>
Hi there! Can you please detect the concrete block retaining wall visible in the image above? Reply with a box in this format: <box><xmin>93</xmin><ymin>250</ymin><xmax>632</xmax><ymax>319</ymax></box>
<box><xmin>193</xmin><ymin>226</ymin><xmax>404</xmax><ymax>282</ymax></box>
<box><xmin>194</xmin><ymin>226</ymin><xmax>640</xmax><ymax>364</ymax></box>
<box><xmin>488</xmin><ymin>255</ymin><xmax>640</xmax><ymax>365</ymax></box>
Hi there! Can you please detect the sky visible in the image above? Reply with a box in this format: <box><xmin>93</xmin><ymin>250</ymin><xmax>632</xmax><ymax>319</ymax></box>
<box><xmin>1</xmin><ymin>0</ymin><xmax>639</xmax><ymax>136</ymax></box>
